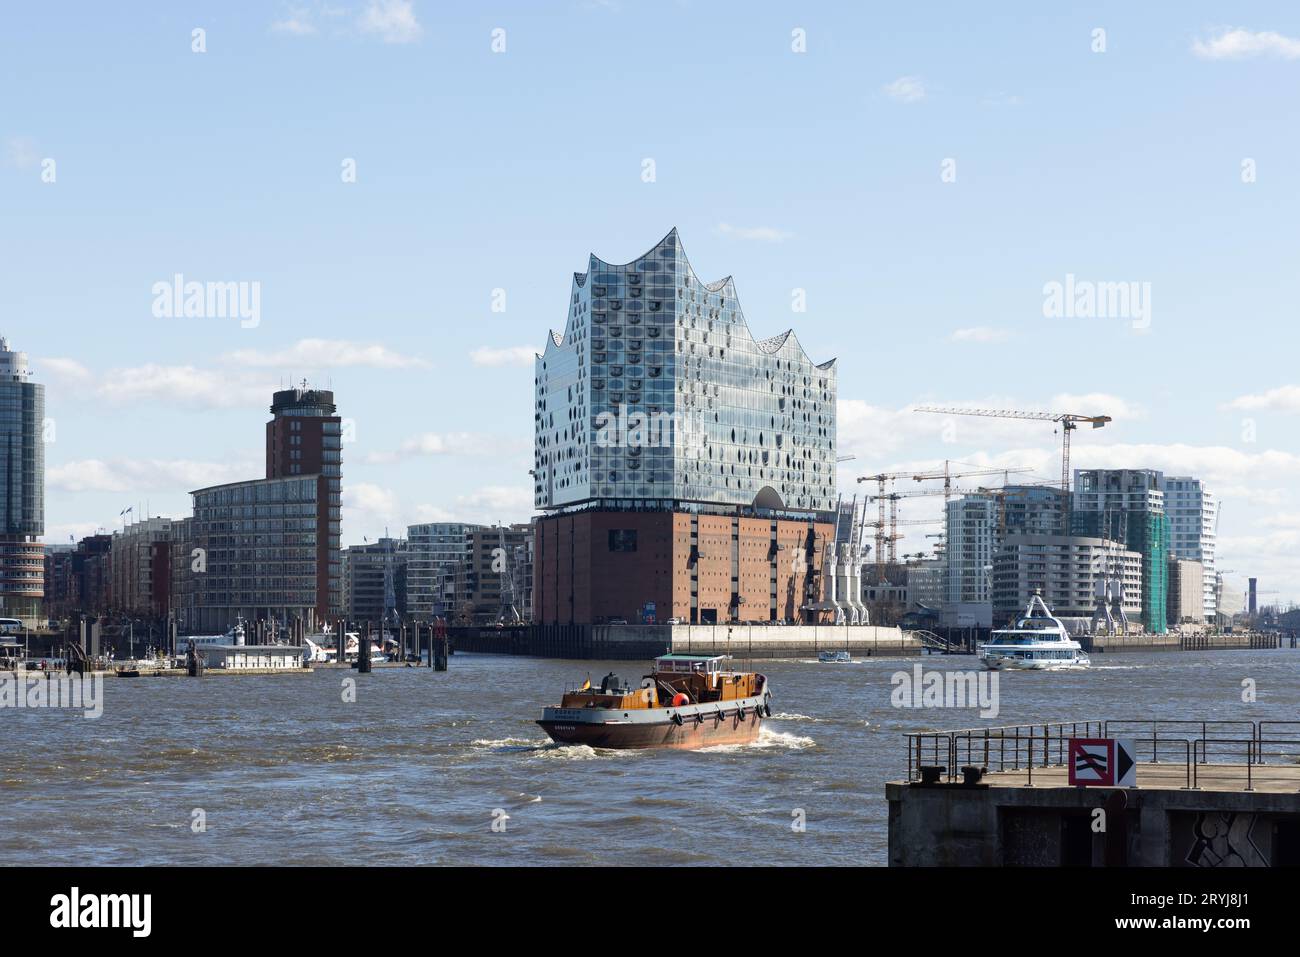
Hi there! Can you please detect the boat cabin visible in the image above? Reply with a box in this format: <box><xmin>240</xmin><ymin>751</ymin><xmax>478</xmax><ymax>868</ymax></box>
<box><xmin>557</xmin><ymin>654</ymin><xmax>764</xmax><ymax>711</ymax></box>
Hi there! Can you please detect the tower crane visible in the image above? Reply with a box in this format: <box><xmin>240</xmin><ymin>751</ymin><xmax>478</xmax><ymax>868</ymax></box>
<box><xmin>913</xmin><ymin>409</ymin><xmax>1112</xmax><ymax>529</ymax></box>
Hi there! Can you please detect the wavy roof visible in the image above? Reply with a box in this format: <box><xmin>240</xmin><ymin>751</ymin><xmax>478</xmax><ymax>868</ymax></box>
<box><xmin>538</xmin><ymin>228</ymin><xmax>836</xmax><ymax>372</ymax></box>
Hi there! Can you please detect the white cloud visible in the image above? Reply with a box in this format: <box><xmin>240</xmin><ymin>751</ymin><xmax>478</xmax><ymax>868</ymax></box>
<box><xmin>364</xmin><ymin>431</ymin><xmax>508</xmax><ymax>464</ymax></box>
<box><xmin>1192</xmin><ymin>28</ymin><xmax>1300</xmax><ymax>60</ymax></box>
<box><xmin>949</xmin><ymin>326</ymin><xmax>1010</xmax><ymax>343</ymax></box>
<box><xmin>36</xmin><ymin>357</ymin><xmax>93</xmax><ymax>382</ymax></box>
<box><xmin>1049</xmin><ymin>392</ymin><xmax>1144</xmax><ymax>421</ymax></box>
<box><xmin>358</xmin><ymin>0</ymin><xmax>422</xmax><ymax>43</ymax></box>
<box><xmin>96</xmin><ymin>364</ymin><xmax>279</xmax><ymax>409</ymax></box>
<box><xmin>883</xmin><ymin>76</ymin><xmax>926</xmax><ymax>103</ymax></box>
<box><xmin>715</xmin><ymin>223</ymin><xmax>793</xmax><ymax>243</ymax></box>
<box><xmin>410</xmin><ymin>484</ymin><xmax>533</xmax><ymax>528</ymax></box>
<box><xmin>1226</xmin><ymin>384</ymin><xmax>1300</xmax><ymax>413</ymax></box>
<box><xmin>470</xmin><ymin>345</ymin><xmax>536</xmax><ymax>367</ymax></box>
<box><xmin>224</xmin><ymin>338</ymin><xmax>428</xmax><ymax>369</ymax></box>
<box><xmin>343</xmin><ymin>482</ymin><xmax>399</xmax><ymax>518</ymax></box>
<box><xmin>48</xmin><ymin>457</ymin><xmax>259</xmax><ymax>494</ymax></box>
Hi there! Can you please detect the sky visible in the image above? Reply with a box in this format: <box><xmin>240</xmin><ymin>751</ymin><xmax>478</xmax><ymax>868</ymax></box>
<box><xmin>2</xmin><ymin>2</ymin><xmax>1298</xmax><ymax>606</ymax></box>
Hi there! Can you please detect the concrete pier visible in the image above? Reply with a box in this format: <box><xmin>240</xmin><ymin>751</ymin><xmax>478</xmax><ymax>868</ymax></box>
<box><xmin>888</xmin><ymin>719</ymin><xmax>1300</xmax><ymax>867</ymax></box>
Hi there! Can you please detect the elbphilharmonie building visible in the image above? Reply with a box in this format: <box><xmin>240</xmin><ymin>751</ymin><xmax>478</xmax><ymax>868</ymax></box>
<box><xmin>532</xmin><ymin>230</ymin><xmax>839</xmax><ymax>626</ymax></box>
<box><xmin>534</xmin><ymin>228</ymin><xmax>837</xmax><ymax>515</ymax></box>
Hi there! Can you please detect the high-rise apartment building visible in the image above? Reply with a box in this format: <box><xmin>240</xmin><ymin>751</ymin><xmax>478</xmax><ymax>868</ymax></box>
<box><xmin>178</xmin><ymin>386</ymin><xmax>342</xmax><ymax>633</ymax></box>
<box><xmin>992</xmin><ymin>534</ymin><xmax>1142</xmax><ymax>625</ymax></box>
<box><xmin>1160</xmin><ymin>476</ymin><xmax>1217</xmax><ymax>623</ymax></box>
<box><xmin>266</xmin><ymin>386</ymin><xmax>342</xmax><ymax>617</ymax></box>
<box><xmin>406</xmin><ymin>522</ymin><xmax>473</xmax><ymax>619</ymax></box>
<box><xmin>0</xmin><ymin>338</ymin><xmax>44</xmax><ymax>626</ymax></box>
<box><xmin>1072</xmin><ymin>468</ymin><xmax>1169</xmax><ymax>634</ymax></box>
<box><xmin>110</xmin><ymin>517</ymin><xmax>173</xmax><ymax>617</ymax></box>
<box><xmin>532</xmin><ymin>231</ymin><xmax>836</xmax><ymax>625</ymax></box>
<box><xmin>343</xmin><ymin>537</ymin><xmax>408</xmax><ymax>625</ymax></box>
<box><xmin>945</xmin><ymin>495</ymin><xmax>998</xmax><ymax>605</ymax></box>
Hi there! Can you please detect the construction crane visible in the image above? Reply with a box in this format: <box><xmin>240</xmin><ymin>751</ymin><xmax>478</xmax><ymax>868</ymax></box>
<box><xmin>857</xmin><ymin>466</ymin><xmax>1030</xmax><ymax>579</ymax></box>
<box><xmin>861</xmin><ymin>516</ymin><xmax>943</xmax><ymax>583</ymax></box>
<box><xmin>913</xmin><ymin>409</ymin><xmax>1112</xmax><ymax>528</ymax></box>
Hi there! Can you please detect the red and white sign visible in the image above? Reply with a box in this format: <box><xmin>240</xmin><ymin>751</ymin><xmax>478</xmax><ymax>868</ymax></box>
<box><xmin>1068</xmin><ymin>737</ymin><xmax>1136</xmax><ymax>787</ymax></box>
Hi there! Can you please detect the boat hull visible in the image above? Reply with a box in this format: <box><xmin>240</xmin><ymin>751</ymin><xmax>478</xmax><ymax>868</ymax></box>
<box><xmin>537</xmin><ymin>708</ymin><xmax>764</xmax><ymax>750</ymax></box>
<box><xmin>981</xmin><ymin>656</ymin><xmax>1089</xmax><ymax>671</ymax></box>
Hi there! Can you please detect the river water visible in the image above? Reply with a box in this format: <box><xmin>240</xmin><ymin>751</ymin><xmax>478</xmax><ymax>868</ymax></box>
<box><xmin>2</xmin><ymin>649</ymin><xmax>1297</xmax><ymax>866</ymax></box>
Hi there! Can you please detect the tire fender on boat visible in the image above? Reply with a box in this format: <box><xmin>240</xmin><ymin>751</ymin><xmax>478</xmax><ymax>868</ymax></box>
<box><xmin>762</xmin><ymin>692</ymin><xmax>773</xmax><ymax>718</ymax></box>
<box><xmin>671</xmin><ymin>711</ymin><xmax>683</xmax><ymax>726</ymax></box>
<box><xmin>736</xmin><ymin>705</ymin><xmax>746</xmax><ymax>721</ymax></box>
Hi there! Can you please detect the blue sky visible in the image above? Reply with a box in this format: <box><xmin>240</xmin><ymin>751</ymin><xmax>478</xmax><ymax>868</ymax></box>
<box><xmin>2</xmin><ymin>2</ymin><xmax>1298</xmax><ymax>604</ymax></box>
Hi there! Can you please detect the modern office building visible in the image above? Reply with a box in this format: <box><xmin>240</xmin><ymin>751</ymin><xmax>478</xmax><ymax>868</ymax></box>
<box><xmin>992</xmin><ymin>534</ymin><xmax>1142</xmax><ymax>627</ymax></box>
<box><xmin>406</xmin><ymin>522</ymin><xmax>473</xmax><ymax>619</ymax></box>
<box><xmin>45</xmin><ymin>533</ymin><xmax>111</xmax><ymax>622</ymax></box>
<box><xmin>0</xmin><ymin>338</ymin><xmax>44</xmax><ymax>626</ymax></box>
<box><xmin>177</xmin><ymin>386</ymin><xmax>342</xmax><ymax>633</ymax></box>
<box><xmin>1072</xmin><ymin>468</ymin><xmax>1170</xmax><ymax>634</ymax></box>
<box><xmin>945</xmin><ymin>494</ymin><xmax>998</xmax><ymax>605</ymax></box>
<box><xmin>109</xmin><ymin>517</ymin><xmax>173</xmax><ymax>617</ymax></box>
<box><xmin>266</xmin><ymin>386</ymin><xmax>342</xmax><ymax>617</ymax></box>
<box><xmin>1000</xmin><ymin>485</ymin><xmax>1067</xmax><ymax>537</ymax></box>
<box><xmin>532</xmin><ymin>230</ymin><xmax>837</xmax><ymax>625</ymax></box>
<box><xmin>1160</xmin><ymin>476</ymin><xmax>1217</xmax><ymax>623</ymax></box>
<box><xmin>342</xmin><ymin>537</ymin><xmax>408</xmax><ymax>625</ymax></box>
<box><xmin>451</xmin><ymin>523</ymin><xmax>531</xmax><ymax>625</ymax></box>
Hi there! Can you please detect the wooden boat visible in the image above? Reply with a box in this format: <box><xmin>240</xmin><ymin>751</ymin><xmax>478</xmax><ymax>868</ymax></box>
<box><xmin>536</xmin><ymin>654</ymin><xmax>771</xmax><ymax>750</ymax></box>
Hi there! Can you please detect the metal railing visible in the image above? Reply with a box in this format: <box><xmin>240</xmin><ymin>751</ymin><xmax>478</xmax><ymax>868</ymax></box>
<box><xmin>906</xmin><ymin>719</ymin><xmax>1300</xmax><ymax>791</ymax></box>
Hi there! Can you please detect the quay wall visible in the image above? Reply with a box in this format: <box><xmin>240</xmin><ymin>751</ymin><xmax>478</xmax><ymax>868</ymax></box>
<box><xmin>887</xmin><ymin>775</ymin><xmax>1300</xmax><ymax>866</ymax></box>
<box><xmin>452</xmin><ymin>624</ymin><xmax>917</xmax><ymax>660</ymax></box>
<box><xmin>1084</xmin><ymin>632</ymin><xmax>1285</xmax><ymax>653</ymax></box>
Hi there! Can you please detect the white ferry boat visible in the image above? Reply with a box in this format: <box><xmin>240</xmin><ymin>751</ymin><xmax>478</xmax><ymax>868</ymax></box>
<box><xmin>979</xmin><ymin>595</ymin><xmax>1090</xmax><ymax>671</ymax></box>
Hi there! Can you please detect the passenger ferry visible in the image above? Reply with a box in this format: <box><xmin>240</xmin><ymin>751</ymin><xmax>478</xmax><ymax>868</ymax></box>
<box><xmin>979</xmin><ymin>595</ymin><xmax>1090</xmax><ymax>671</ymax></box>
<box><xmin>537</xmin><ymin>654</ymin><xmax>772</xmax><ymax>750</ymax></box>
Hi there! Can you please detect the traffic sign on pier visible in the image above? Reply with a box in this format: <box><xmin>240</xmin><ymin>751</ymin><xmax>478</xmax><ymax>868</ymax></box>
<box><xmin>1068</xmin><ymin>737</ymin><xmax>1136</xmax><ymax>787</ymax></box>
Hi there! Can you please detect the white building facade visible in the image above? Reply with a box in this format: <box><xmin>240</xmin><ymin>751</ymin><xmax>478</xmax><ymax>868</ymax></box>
<box><xmin>1160</xmin><ymin>476</ymin><xmax>1218</xmax><ymax>623</ymax></box>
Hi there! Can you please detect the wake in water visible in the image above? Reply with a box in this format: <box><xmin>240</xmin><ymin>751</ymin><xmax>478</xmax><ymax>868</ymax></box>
<box><xmin>468</xmin><ymin>737</ymin><xmax>642</xmax><ymax>760</ymax></box>
<box><xmin>696</xmin><ymin>726</ymin><xmax>816</xmax><ymax>754</ymax></box>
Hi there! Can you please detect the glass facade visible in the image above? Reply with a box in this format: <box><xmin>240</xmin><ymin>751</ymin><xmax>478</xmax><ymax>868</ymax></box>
<box><xmin>535</xmin><ymin>229</ymin><xmax>837</xmax><ymax>516</ymax></box>
<box><xmin>0</xmin><ymin>338</ymin><xmax>44</xmax><ymax>624</ymax></box>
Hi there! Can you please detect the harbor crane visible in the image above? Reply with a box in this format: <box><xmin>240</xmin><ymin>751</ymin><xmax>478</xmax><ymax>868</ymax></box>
<box><xmin>913</xmin><ymin>408</ymin><xmax>1112</xmax><ymax>528</ymax></box>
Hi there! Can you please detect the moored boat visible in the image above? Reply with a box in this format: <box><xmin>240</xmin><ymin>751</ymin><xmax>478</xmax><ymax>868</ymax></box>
<box><xmin>537</xmin><ymin>654</ymin><xmax>771</xmax><ymax>750</ymax></box>
<box><xmin>818</xmin><ymin>650</ymin><xmax>851</xmax><ymax>663</ymax></box>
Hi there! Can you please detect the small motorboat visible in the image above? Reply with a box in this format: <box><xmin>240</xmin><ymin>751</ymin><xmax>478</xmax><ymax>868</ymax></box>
<box><xmin>818</xmin><ymin>650</ymin><xmax>852</xmax><ymax>663</ymax></box>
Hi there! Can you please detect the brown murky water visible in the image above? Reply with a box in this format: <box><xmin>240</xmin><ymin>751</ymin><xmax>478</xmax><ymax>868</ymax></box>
<box><xmin>2</xmin><ymin>649</ymin><xmax>1296</xmax><ymax>865</ymax></box>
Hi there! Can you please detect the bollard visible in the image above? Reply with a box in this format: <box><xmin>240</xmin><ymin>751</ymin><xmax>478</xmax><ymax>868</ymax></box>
<box><xmin>357</xmin><ymin>625</ymin><xmax>372</xmax><ymax>674</ymax></box>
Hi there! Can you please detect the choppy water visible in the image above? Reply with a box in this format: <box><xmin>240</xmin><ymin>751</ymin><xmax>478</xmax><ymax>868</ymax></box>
<box><xmin>2</xmin><ymin>649</ymin><xmax>1297</xmax><ymax>866</ymax></box>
